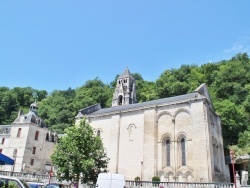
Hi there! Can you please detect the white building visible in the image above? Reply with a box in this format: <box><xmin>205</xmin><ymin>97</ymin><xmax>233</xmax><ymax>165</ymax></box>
<box><xmin>0</xmin><ymin>102</ymin><xmax>56</xmax><ymax>174</ymax></box>
<box><xmin>76</xmin><ymin>68</ymin><xmax>230</xmax><ymax>182</ymax></box>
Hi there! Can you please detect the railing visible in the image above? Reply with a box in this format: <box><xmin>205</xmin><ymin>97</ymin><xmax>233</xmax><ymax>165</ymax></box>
<box><xmin>0</xmin><ymin>171</ymin><xmax>91</xmax><ymax>188</ymax></box>
<box><xmin>0</xmin><ymin>171</ymin><xmax>235</xmax><ymax>188</ymax></box>
<box><xmin>126</xmin><ymin>181</ymin><xmax>234</xmax><ymax>188</ymax></box>
<box><xmin>0</xmin><ymin>171</ymin><xmax>58</xmax><ymax>184</ymax></box>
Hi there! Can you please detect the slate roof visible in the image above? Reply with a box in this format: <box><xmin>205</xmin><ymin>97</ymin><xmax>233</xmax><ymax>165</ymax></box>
<box><xmin>76</xmin><ymin>92</ymin><xmax>200</xmax><ymax>118</ymax></box>
<box><xmin>13</xmin><ymin>111</ymin><xmax>47</xmax><ymax>128</ymax></box>
<box><xmin>118</xmin><ymin>68</ymin><xmax>134</xmax><ymax>79</ymax></box>
<box><xmin>12</xmin><ymin>101</ymin><xmax>47</xmax><ymax>127</ymax></box>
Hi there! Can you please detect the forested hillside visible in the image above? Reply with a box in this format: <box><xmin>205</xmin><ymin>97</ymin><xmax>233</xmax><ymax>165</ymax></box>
<box><xmin>1</xmin><ymin>53</ymin><xmax>250</xmax><ymax>154</ymax></box>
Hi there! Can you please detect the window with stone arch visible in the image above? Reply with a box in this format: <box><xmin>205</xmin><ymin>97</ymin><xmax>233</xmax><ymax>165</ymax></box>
<box><xmin>118</xmin><ymin>95</ymin><xmax>123</xmax><ymax>105</ymax></box>
<box><xmin>166</xmin><ymin>139</ymin><xmax>171</xmax><ymax>166</ymax></box>
<box><xmin>97</xmin><ymin>129</ymin><xmax>101</xmax><ymax>137</ymax></box>
<box><xmin>181</xmin><ymin>138</ymin><xmax>186</xmax><ymax>166</ymax></box>
<box><xmin>127</xmin><ymin>124</ymin><xmax>136</xmax><ymax>141</ymax></box>
<box><xmin>162</xmin><ymin>135</ymin><xmax>171</xmax><ymax>167</ymax></box>
<box><xmin>13</xmin><ymin>148</ymin><xmax>17</xmax><ymax>158</ymax></box>
<box><xmin>17</xmin><ymin>128</ymin><xmax>22</xmax><ymax>137</ymax></box>
<box><xmin>177</xmin><ymin>134</ymin><xmax>187</xmax><ymax>166</ymax></box>
<box><xmin>95</xmin><ymin>129</ymin><xmax>102</xmax><ymax>137</ymax></box>
<box><xmin>35</xmin><ymin>131</ymin><xmax>39</xmax><ymax>140</ymax></box>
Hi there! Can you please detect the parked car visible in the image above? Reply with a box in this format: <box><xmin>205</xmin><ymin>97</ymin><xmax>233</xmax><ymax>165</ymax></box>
<box><xmin>44</xmin><ymin>183</ymin><xmax>69</xmax><ymax>188</ymax></box>
<box><xmin>0</xmin><ymin>175</ymin><xmax>30</xmax><ymax>188</ymax></box>
<box><xmin>26</xmin><ymin>181</ymin><xmax>44</xmax><ymax>188</ymax></box>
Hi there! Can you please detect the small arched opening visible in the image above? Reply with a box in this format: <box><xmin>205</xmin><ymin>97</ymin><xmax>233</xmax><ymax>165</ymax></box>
<box><xmin>118</xmin><ymin>95</ymin><xmax>123</xmax><ymax>105</ymax></box>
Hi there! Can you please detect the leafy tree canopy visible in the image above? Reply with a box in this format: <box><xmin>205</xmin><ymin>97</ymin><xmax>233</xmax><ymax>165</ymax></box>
<box><xmin>51</xmin><ymin>117</ymin><xmax>109</xmax><ymax>185</ymax></box>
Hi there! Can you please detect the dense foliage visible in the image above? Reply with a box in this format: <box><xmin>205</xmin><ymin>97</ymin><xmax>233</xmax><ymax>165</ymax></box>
<box><xmin>51</xmin><ymin>117</ymin><xmax>109</xmax><ymax>184</ymax></box>
<box><xmin>1</xmin><ymin>53</ymin><xmax>250</xmax><ymax>154</ymax></box>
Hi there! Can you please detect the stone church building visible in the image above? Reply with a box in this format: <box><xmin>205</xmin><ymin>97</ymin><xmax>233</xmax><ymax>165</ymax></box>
<box><xmin>76</xmin><ymin>68</ymin><xmax>230</xmax><ymax>182</ymax></box>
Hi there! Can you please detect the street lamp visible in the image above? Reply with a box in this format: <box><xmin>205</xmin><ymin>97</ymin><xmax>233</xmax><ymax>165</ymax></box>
<box><xmin>141</xmin><ymin>161</ymin><xmax>143</xmax><ymax>186</ymax></box>
<box><xmin>230</xmin><ymin>150</ymin><xmax>236</xmax><ymax>188</ymax></box>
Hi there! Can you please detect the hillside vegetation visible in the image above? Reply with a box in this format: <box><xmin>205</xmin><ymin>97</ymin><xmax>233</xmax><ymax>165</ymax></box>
<box><xmin>1</xmin><ymin>53</ymin><xmax>250</xmax><ymax>155</ymax></box>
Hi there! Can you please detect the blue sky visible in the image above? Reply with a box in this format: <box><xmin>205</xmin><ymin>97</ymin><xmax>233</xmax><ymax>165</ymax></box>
<box><xmin>0</xmin><ymin>1</ymin><xmax>250</xmax><ymax>92</ymax></box>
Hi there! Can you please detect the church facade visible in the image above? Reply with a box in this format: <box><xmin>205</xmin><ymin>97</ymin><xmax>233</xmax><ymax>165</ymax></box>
<box><xmin>75</xmin><ymin>68</ymin><xmax>230</xmax><ymax>182</ymax></box>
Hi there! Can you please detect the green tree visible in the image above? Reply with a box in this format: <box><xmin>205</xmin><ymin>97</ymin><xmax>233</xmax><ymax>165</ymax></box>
<box><xmin>73</xmin><ymin>78</ymin><xmax>112</xmax><ymax>110</ymax></box>
<box><xmin>133</xmin><ymin>73</ymin><xmax>158</xmax><ymax>102</ymax></box>
<box><xmin>0</xmin><ymin>89</ymin><xmax>19</xmax><ymax>124</ymax></box>
<box><xmin>156</xmin><ymin>68</ymin><xmax>190</xmax><ymax>98</ymax></box>
<box><xmin>51</xmin><ymin>117</ymin><xmax>109</xmax><ymax>185</ymax></box>
<box><xmin>237</xmin><ymin>131</ymin><xmax>250</xmax><ymax>154</ymax></box>
<box><xmin>0</xmin><ymin>86</ymin><xmax>47</xmax><ymax>125</ymax></box>
<box><xmin>214</xmin><ymin>99</ymin><xmax>247</xmax><ymax>149</ymax></box>
<box><xmin>38</xmin><ymin>88</ymin><xmax>75</xmax><ymax>133</ymax></box>
<box><xmin>212</xmin><ymin>54</ymin><xmax>249</xmax><ymax>103</ymax></box>
<box><xmin>243</xmin><ymin>84</ymin><xmax>250</xmax><ymax>116</ymax></box>
<box><xmin>200</xmin><ymin>62</ymin><xmax>219</xmax><ymax>85</ymax></box>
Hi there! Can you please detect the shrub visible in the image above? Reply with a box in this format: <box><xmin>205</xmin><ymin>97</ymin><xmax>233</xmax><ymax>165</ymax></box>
<box><xmin>135</xmin><ymin>176</ymin><xmax>140</xmax><ymax>186</ymax></box>
<box><xmin>152</xmin><ymin>176</ymin><xmax>160</xmax><ymax>186</ymax></box>
<box><xmin>135</xmin><ymin>176</ymin><xmax>140</xmax><ymax>181</ymax></box>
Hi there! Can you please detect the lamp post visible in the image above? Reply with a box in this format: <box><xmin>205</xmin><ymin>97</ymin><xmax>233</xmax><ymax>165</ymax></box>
<box><xmin>141</xmin><ymin>161</ymin><xmax>143</xmax><ymax>186</ymax></box>
<box><xmin>230</xmin><ymin>150</ymin><xmax>236</xmax><ymax>188</ymax></box>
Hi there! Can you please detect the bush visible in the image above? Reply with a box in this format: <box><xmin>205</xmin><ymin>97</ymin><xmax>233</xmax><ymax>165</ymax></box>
<box><xmin>135</xmin><ymin>176</ymin><xmax>140</xmax><ymax>181</ymax></box>
<box><xmin>135</xmin><ymin>176</ymin><xmax>140</xmax><ymax>186</ymax></box>
<box><xmin>152</xmin><ymin>176</ymin><xmax>160</xmax><ymax>186</ymax></box>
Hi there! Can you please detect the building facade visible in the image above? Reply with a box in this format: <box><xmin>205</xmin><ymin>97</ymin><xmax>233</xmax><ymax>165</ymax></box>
<box><xmin>0</xmin><ymin>102</ymin><xmax>56</xmax><ymax>174</ymax></box>
<box><xmin>76</xmin><ymin>68</ymin><xmax>230</xmax><ymax>182</ymax></box>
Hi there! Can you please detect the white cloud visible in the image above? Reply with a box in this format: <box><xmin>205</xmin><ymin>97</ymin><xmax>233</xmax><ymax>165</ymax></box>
<box><xmin>223</xmin><ymin>31</ymin><xmax>250</xmax><ymax>56</ymax></box>
<box><xmin>223</xmin><ymin>43</ymin><xmax>245</xmax><ymax>54</ymax></box>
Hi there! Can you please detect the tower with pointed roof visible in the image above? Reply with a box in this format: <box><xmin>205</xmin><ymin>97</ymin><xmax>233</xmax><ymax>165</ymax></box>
<box><xmin>112</xmin><ymin>68</ymin><xmax>136</xmax><ymax>107</ymax></box>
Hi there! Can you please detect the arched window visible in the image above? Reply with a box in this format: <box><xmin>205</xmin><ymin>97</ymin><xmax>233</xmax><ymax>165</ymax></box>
<box><xmin>13</xmin><ymin>149</ymin><xmax>17</xmax><ymax>158</ymax></box>
<box><xmin>118</xmin><ymin>95</ymin><xmax>123</xmax><ymax>105</ymax></box>
<box><xmin>181</xmin><ymin>138</ymin><xmax>186</xmax><ymax>166</ymax></box>
<box><xmin>128</xmin><ymin>124</ymin><xmax>136</xmax><ymax>141</ymax></box>
<box><xmin>30</xmin><ymin>159</ymin><xmax>34</xmax><ymax>166</ymax></box>
<box><xmin>166</xmin><ymin>139</ymin><xmax>171</xmax><ymax>166</ymax></box>
<box><xmin>17</xmin><ymin>128</ymin><xmax>22</xmax><ymax>137</ymax></box>
<box><xmin>35</xmin><ymin>131</ymin><xmax>39</xmax><ymax>140</ymax></box>
<box><xmin>97</xmin><ymin>130</ymin><xmax>101</xmax><ymax>137</ymax></box>
<box><xmin>32</xmin><ymin>147</ymin><xmax>36</xmax><ymax>154</ymax></box>
<box><xmin>162</xmin><ymin>135</ymin><xmax>171</xmax><ymax>167</ymax></box>
<box><xmin>51</xmin><ymin>134</ymin><xmax>54</xmax><ymax>142</ymax></box>
<box><xmin>1</xmin><ymin>138</ymin><xmax>5</xmax><ymax>145</ymax></box>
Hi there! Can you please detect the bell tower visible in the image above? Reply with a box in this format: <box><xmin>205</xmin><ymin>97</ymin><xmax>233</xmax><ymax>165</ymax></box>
<box><xmin>112</xmin><ymin>68</ymin><xmax>137</xmax><ymax>107</ymax></box>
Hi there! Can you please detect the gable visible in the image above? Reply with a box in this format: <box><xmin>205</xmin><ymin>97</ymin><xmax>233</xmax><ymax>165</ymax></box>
<box><xmin>194</xmin><ymin>83</ymin><xmax>214</xmax><ymax>109</ymax></box>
